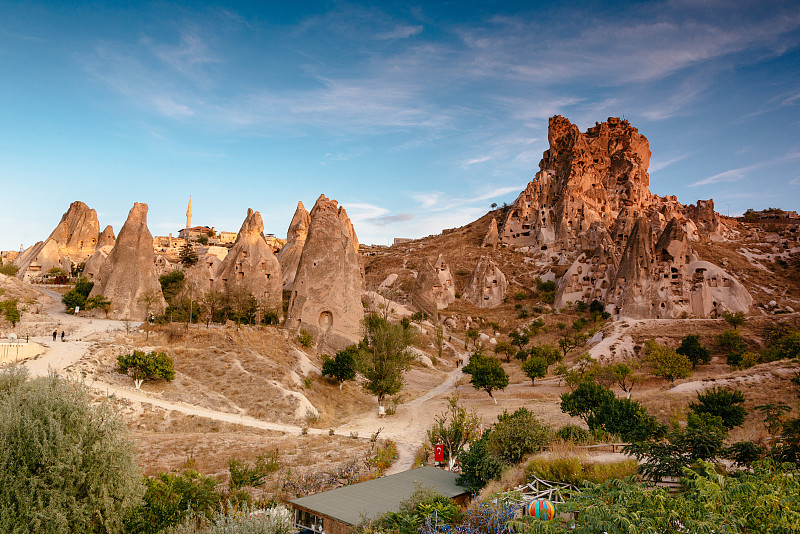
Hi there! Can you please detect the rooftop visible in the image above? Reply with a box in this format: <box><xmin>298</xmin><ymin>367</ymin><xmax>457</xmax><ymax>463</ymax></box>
<box><xmin>289</xmin><ymin>466</ymin><xmax>467</xmax><ymax>526</ymax></box>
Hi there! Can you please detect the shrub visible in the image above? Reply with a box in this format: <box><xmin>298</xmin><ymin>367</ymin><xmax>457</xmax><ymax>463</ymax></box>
<box><xmin>717</xmin><ymin>329</ymin><xmax>747</xmax><ymax>353</ymax></box>
<box><xmin>689</xmin><ymin>387</ymin><xmax>747</xmax><ymax>429</ymax></box>
<box><xmin>456</xmin><ymin>432</ymin><xmax>504</xmax><ymax>493</ymax></box>
<box><xmin>762</xmin><ymin>330</ymin><xmax>800</xmax><ymax>362</ymax></box>
<box><xmin>676</xmin><ymin>334</ymin><xmax>711</xmax><ymax>367</ymax></box>
<box><xmin>555</xmin><ymin>424</ymin><xmax>591</xmax><ymax>444</ymax></box>
<box><xmin>125</xmin><ymin>469</ymin><xmax>221</xmax><ymax>533</ymax></box>
<box><xmin>513</xmin><ymin>290</ymin><xmax>528</xmax><ymax>301</ymax></box>
<box><xmin>0</xmin><ymin>368</ymin><xmax>143</xmax><ymax>532</ymax></box>
<box><xmin>411</xmin><ymin>310</ymin><xmax>428</xmax><ymax>322</ymax></box>
<box><xmin>228</xmin><ymin>452</ymin><xmax>281</xmax><ymax>490</ymax></box>
<box><xmin>0</xmin><ymin>264</ymin><xmax>19</xmax><ymax>276</ymax></box>
<box><xmin>525</xmin><ymin>457</ymin><xmax>638</xmax><ymax>485</ymax></box>
<box><xmin>297</xmin><ymin>330</ymin><xmax>313</xmax><ymax>348</ymax></box>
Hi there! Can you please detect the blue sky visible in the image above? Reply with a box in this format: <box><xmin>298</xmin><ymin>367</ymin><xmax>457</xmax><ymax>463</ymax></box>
<box><xmin>1</xmin><ymin>0</ymin><xmax>798</xmax><ymax>250</ymax></box>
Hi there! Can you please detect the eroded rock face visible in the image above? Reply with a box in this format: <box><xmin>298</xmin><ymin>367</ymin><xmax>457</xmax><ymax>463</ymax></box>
<box><xmin>88</xmin><ymin>203</ymin><xmax>165</xmax><ymax>319</ymax></box>
<box><xmin>214</xmin><ymin>208</ymin><xmax>283</xmax><ymax>317</ymax></box>
<box><xmin>411</xmin><ymin>254</ymin><xmax>456</xmax><ymax>317</ymax></box>
<box><xmin>462</xmin><ymin>256</ymin><xmax>507</xmax><ymax>308</ymax></box>
<box><xmin>14</xmin><ymin>201</ymin><xmax>100</xmax><ymax>280</ymax></box>
<box><xmin>482</xmin><ymin>217</ymin><xmax>499</xmax><ymax>248</ymax></box>
<box><xmin>504</xmin><ymin>115</ymin><xmax>751</xmax><ymax>318</ymax></box>
<box><xmin>286</xmin><ymin>194</ymin><xmax>363</xmax><ymax>351</ymax></box>
<box><xmin>277</xmin><ymin>201</ymin><xmax>310</xmax><ymax>290</ymax></box>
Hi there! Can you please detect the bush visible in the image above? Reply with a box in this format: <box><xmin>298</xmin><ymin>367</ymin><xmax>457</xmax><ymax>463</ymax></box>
<box><xmin>676</xmin><ymin>334</ymin><xmax>711</xmax><ymax>367</ymax></box>
<box><xmin>228</xmin><ymin>452</ymin><xmax>281</xmax><ymax>490</ymax></box>
<box><xmin>487</xmin><ymin>408</ymin><xmax>550</xmax><ymax>465</ymax></box>
<box><xmin>0</xmin><ymin>264</ymin><xmax>19</xmax><ymax>276</ymax></box>
<box><xmin>0</xmin><ymin>368</ymin><xmax>143</xmax><ymax>532</ymax></box>
<box><xmin>513</xmin><ymin>290</ymin><xmax>528</xmax><ymax>301</ymax></box>
<box><xmin>555</xmin><ymin>424</ymin><xmax>591</xmax><ymax>444</ymax></box>
<box><xmin>297</xmin><ymin>330</ymin><xmax>313</xmax><ymax>348</ymax></box>
<box><xmin>61</xmin><ymin>278</ymin><xmax>94</xmax><ymax>313</ymax></box>
<box><xmin>762</xmin><ymin>330</ymin><xmax>800</xmax><ymax>362</ymax></box>
<box><xmin>525</xmin><ymin>456</ymin><xmax>638</xmax><ymax>485</ymax></box>
<box><xmin>717</xmin><ymin>329</ymin><xmax>747</xmax><ymax>353</ymax></box>
<box><xmin>689</xmin><ymin>387</ymin><xmax>747</xmax><ymax>429</ymax></box>
<box><xmin>125</xmin><ymin>469</ymin><xmax>221</xmax><ymax>533</ymax></box>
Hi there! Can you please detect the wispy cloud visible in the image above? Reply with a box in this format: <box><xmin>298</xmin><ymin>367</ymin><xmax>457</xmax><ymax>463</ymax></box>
<box><xmin>368</xmin><ymin>213</ymin><xmax>414</xmax><ymax>225</ymax></box>
<box><xmin>463</xmin><ymin>156</ymin><xmax>491</xmax><ymax>167</ymax></box>
<box><xmin>791</xmin><ymin>176</ymin><xmax>800</xmax><ymax>185</ymax></box>
<box><xmin>411</xmin><ymin>185</ymin><xmax>525</xmax><ymax>213</ymax></box>
<box><xmin>691</xmin><ymin>152</ymin><xmax>800</xmax><ymax>187</ymax></box>
<box><xmin>650</xmin><ymin>154</ymin><xmax>690</xmax><ymax>173</ymax></box>
<box><xmin>377</xmin><ymin>25</ymin><xmax>423</xmax><ymax>40</ymax></box>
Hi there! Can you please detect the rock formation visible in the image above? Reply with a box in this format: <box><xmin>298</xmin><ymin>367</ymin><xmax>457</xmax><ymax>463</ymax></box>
<box><xmin>503</xmin><ymin>115</ymin><xmax>750</xmax><ymax>318</ymax></box>
<box><xmin>482</xmin><ymin>217</ymin><xmax>499</xmax><ymax>247</ymax></box>
<box><xmin>88</xmin><ymin>203</ymin><xmax>165</xmax><ymax>319</ymax></box>
<box><xmin>411</xmin><ymin>254</ymin><xmax>456</xmax><ymax>317</ymax></box>
<box><xmin>286</xmin><ymin>194</ymin><xmax>363</xmax><ymax>351</ymax></box>
<box><xmin>462</xmin><ymin>256</ymin><xmax>507</xmax><ymax>308</ymax></box>
<box><xmin>214</xmin><ymin>208</ymin><xmax>283</xmax><ymax>318</ymax></box>
<box><xmin>14</xmin><ymin>201</ymin><xmax>100</xmax><ymax>280</ymax></box>
<box><xmin>277</xmin><ymin>201</ymin><xmax>311</xmax><ymax>290</ymax></box>
<box><xmin>97</xmin><ymin>225</ymin><xmax>115</xmax><ymax>247</ymax></box>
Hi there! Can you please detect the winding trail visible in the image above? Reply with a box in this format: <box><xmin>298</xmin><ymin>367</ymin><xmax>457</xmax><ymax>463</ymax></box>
<box><xmin>19</xmin><ymin>290</ymin><xmax>469</xmax><ymax>471</ymax></box>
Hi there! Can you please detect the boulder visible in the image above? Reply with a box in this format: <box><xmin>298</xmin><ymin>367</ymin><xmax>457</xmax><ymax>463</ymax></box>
<box><xmin>277</xmin><ymin>201</ymin><xmax>310</xmax><ymax>290</ymax></box>
<box><xmin>286</xmin><ymin>194</ymin><xmax>364</xmax><ymax>351</ymax></box>
<box><xmin>214</xmin><ymin>208</ymin><xmax>283</xmax><ymax>319</ymax></box>
<box><xmin>88</xmin><ymin>202</ymin><xmax>165</xmax><ymax>320</ymax></box>
<box><xmin>462</xmin><ymin>256</ymin><xmax>507</xmax><ymax>308</ymax></box>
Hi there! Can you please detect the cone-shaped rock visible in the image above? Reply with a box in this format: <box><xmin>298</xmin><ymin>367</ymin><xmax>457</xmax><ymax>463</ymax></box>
<box><xmin>462</xmin><ymin>256</ymin><xmax>507</xmax><ymax>308</ymax></box>
<box><xmin>15</xmin><ymin>201</ymin><xmax>100</xmax><ymax>280</ymax></box>
<box><xmin>88</xmin><ymin>203</ymin><xmax>165</xmax><ymax>319</ymax></box>
<box><xmin>277</xmin><ymin>201</ymin><xmax>311</xmax><ymax>290</ymax></box>
<box><xmin>411</xmin><ymin>254</ymin><xmax>456</xmax><ymax>317</ymax></box>
<box><xmin>482</xmin><ymin>217</ymin><xmax>499</xmax><ymax>247</ymax></box>
<box><xmin>287</xmin><ymin>194</ymin><xmax>363</xmax><ymax>351</ymax></box>
<box><xmin>98</xmin><ymin>225</ymin><xmax>116</xmax><ymax>247</ymax></box>
<box><xmin>214</xmin><ymin>208</ymin><xmax>283</xmax><ymax>318</ymax></box>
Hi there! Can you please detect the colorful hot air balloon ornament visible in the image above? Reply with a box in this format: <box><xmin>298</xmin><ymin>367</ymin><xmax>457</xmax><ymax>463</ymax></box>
<box><xmin>524</xmin><ymin>499</ymin><xmax>555</xmax><ymax>520</ymax></box>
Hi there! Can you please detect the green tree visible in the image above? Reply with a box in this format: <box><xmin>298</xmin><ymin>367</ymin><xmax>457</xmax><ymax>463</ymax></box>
<box><xmin>601</xmin><ymin>362</ymin><xmax>638</xmax><ymax>399</ymax></box>
<box><xmin>427</xmin><ymin>395</ymin><xmax>481</xmax><ymax>470</ymax></box>
<box><xmin>462</xmin><ymin>352</ymin><xmax>509</xmax><ymax>404</ymax></box>
<box><xmin>521</xmin><ymin>355</ymin><xmax>548</xmax><ymax>385</ymax></box>
<box><xmin>644</xmin><ymin>339</ymin><xmax>692</xmax><ymax>382</ymax></box>
<box><xmin>357</xmin><ymin>315</ymin><xmax>416</xmax><ymax>406</ymax></box>
<box><xmin>322</xmin><ymin>345</ymin><xmax>358</xmax><ymax>390</ymax></box>
<box><xmin>676</xmin><ymin>334</ymin><xmax>711</xmax><ymax>367</ymax></box>
<box><xmin>61</xmin><ymin>278</ymin><xmax>94</xmax><ymax>313</ymax></box>
<box><xmin>465</xmin><ymin>328</ymin><xmax>480</xmax><ymax>348</ymax></box>
<box><xmin>455</xmin><ymin>432</ymin><xmax>504</xmax><ymax>493</ymax></box>
<box><xmin>117</xmin><ymin>350</ymin><xmax>176</xmax><ymax>390</ymax></box>
<box><xmin>85</xmin><ymin>294</ymin><xmax>111</xmax><ymax>317</ymax></box>
<box><xmin>493</xmin><ymin>340</ymin><xmax>516</xmax><ymax>363</ymax></box>
<box><xmin>0</xmin><ymin>264</ymin><xmax>19</xmax><ymax>276</ymax></box>
<box><xmin>487</xmin><ymin>407</ymin><xmax>550</xmax><ymax>465</ymax></box>
<box><xmin>0</xmin><ymin>367</ymin><xmax>143</xmax><ymax>532</ymax></box>
<box><xmin>722</xmin><ymin>311</ymin><xmax>746</xmax><ymax>329</ymax></box>
<box><xmin>159</xmin><ymin>270</ymin><xmax>186</xmax><ymax>305</ymax></box>
<box><xmin>689</xmin><ymin>387</ymin><xmax>747</xmax><ymax>429</ymax></box>
<box><xmin>0</xmin><ymin>298</ymin><xmax>20</xmax><ymax>327</ymax></box>
<box><xmin>179</xmin><ymin>242</ymin><xmax>198</xmax><ymax>266</ymax></box>
<box><xmin>137</xmin><ymin>290</ymin><xmax>162</xmax><ymax>339</ymax></box>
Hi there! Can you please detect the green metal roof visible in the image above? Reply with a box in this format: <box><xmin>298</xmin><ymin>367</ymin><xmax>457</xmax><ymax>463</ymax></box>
<box><xmin>289</xmin><ymin>466</ymin><xmax>468</xmax><ymax>526</ymax></box>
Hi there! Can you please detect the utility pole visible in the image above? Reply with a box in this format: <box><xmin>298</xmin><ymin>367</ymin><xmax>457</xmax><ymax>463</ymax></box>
<box><xmin>187</xmin><ymin>281</ymin><xmax>193</xmax><ymax>330</ymax></box>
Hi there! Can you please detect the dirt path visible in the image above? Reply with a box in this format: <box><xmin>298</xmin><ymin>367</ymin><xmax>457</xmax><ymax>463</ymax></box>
<box><xmin>19</xmin><ymin>290</ymin><xmax>470</xmax><ymax>472</ymax></box>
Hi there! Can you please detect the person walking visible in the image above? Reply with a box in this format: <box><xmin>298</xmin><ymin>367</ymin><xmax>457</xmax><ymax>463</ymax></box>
<box><xmin>60</xmin><ymin>331</ymin><xmax>65</xmax><ymax>342</ymax></box>
<box><xmin>52</xmin><ymin>330</ymin><xmax>57</xmax><ymax>342</ymax></box>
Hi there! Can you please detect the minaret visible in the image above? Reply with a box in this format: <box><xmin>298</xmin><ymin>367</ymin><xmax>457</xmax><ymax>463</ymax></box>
<box><xmin>186</xmin><ymin>197</ymin><xmax>192</xmax><ymax>230</ymax></box>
